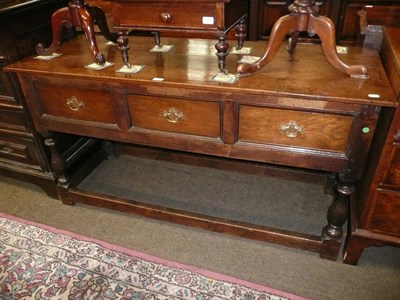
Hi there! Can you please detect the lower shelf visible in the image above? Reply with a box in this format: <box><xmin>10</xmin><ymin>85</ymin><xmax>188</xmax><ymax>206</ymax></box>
<box><xmin>64</xmin><ymin>147</ymin><xmax>339</xmax><ymax>256</ymax></box>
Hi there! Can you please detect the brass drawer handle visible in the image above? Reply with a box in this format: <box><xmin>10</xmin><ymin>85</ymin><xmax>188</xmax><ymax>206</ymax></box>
<box><xmin>162</xmin><ymin>107</ymin><xmax>184</xmax><ymax>124</ymax></box>
<box><xmin>280</xmin><ymin>120</ymin><xmax>304</xmax><ymax>138</ymax></box>
<box><xmin>0</xmin><ymin>146</ymin><xmax>13</xmax><ymax>154</ymax></box>
<box><xmin>160</xmin><ymin>12</ymin><xmax>171</xmax><ymax>23</ymax></box>
<box><xmin>66</xmin><ymin>96</ymin><xmax>84</xmax><ymax>111</ymax></box>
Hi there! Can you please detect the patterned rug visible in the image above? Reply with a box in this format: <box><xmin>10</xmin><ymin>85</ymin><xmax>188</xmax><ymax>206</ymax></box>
<box><xmin>0</xmin><ymin>213</ymin><xmax>308</xmax><ymax>299</ymax></box>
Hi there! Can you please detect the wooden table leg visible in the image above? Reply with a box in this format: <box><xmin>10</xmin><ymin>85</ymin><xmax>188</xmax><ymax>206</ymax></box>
<box><xmin>237</xmin><ymin>13</ymin><xmax>299</xmax><ymax>77</ymax></box>
<box><xmin>215</xmin><ymin>34</ymin><xmax>230</xmax><ymax>73</ymax></box>
<box><xmin>117</xmin><ymin>31</ymin><xmax>131</xmax><ymax>68</ymax></box>
<box><xmin>36</xmin><ymin>0</ymin><xmax>116</xmax><ymax>65</ymax></box>
<box><xmin>44</xmin><ymin>134</ymin><xmax>74</xmax><ymax>205</ymax></box>
<box><xmin>320</xmin><ymin>181</ymin><xmax>354</xmax><ymax>260</ymax></box>
<box><xmin>309</xmin><ymin>14</ymin><xmax>367</xmax><ymax>77</ymax></box>
<box><xmin>236</xmin><ymin>0</ymin><xmax>368</xmax><ymax>78</ymax></box>
<box><xmin>235</xmin><ymin>17</ymin><xmax>247</xmax><ymax>50</ymax></box>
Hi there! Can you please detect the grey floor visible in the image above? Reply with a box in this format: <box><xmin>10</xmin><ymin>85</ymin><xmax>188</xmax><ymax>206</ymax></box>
<box><xmin>0</xmin><ymin>156</ymin><xmax>399</xmax><ymax>300</ymax></box>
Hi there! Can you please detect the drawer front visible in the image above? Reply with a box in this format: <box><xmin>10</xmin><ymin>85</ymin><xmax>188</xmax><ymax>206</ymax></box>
<box><xmin>381</xmin><ymin>144</ymin><xmax>400</xmax><ymax>188</ymax></box>
<box><xmin>34</xmin><ymin>83</ymin><xmax>117</xmax><ymax>124</ymax></box>
<box><xmin>238</xmin><ymin>105</ymin><xmax>353</xmax><ymax>152</ymax></box>
<box><xmin>0</xmin><ymin>65</ymin><xmax>16</xmax><ymax>102</ymax></box>
<box><xmin>0</xmin><ymin>134</ymin><xmax>38</xmax><ymax>165</ymax></box>
<box><xmin>367</xmin><ymin>189</ymin><xmax>400</xmax><ymax>237</ymax></box>
<box><xmin>0</xmin><ymin>107</ymin><xmax>29</xmax><ymax>131</ymax></box>
<box><xmin>113</xmin><ymin>3</ymin><xmax>218</xmax><ymax>30</ymax></box>
<box><xmin>127</xmin><ymin>95</ymin><xmax>220</xmax><ymax>138</ymax></box>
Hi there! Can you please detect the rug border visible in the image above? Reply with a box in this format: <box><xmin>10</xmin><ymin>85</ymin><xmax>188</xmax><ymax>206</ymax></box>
<box><xmin>0</xmin><ymin>212</ymin><xmax>309</xmax><ymax>300</ymax></box>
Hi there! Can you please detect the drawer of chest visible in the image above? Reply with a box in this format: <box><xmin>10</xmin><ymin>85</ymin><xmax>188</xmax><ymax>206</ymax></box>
<box><xmin>113</xmin><ymin>3</ymin><xmax>218</xmax><ymax>30</ymax></box>
<box><xmin>238</xmin><ymin>105</ymin><xmax>353</xmax><ymax>153</ymax></box>
<box><xmin>367</xmin><ymin>189</ymin><xmax>400</xmax><ymax>237</ymax></box>
<box><xmin>380</xmin><ymin>143</ymin><xmax>400</xmax><ymax>189</ymax></box>
<box><xmin>0</xmin><ymin>107</ymin><xmax>29</xmax><ymax>132</ymax></box>
<box><xmin>0</xmin><ymin>133</ymin><xmax>39</xmax><ymax>165</ymax></box>
<box><xmin>34</xmin><ymin>83</ymin><xmax>117</xmax><ymax>124</ymax></box>
<box><xmin>127</xmin><ymin>94</ymin><xmax>220</xmax><ymax>138</ymax></box>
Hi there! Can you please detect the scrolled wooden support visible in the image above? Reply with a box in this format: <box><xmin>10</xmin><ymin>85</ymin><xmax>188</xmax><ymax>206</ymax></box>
<box><xmin>36</xmin><ymin>8</ymin><xmax>73</xmax><ymax>56</ymax></box>
<box><xmin>36</xmin><ymin>0</ymin><xmax>116</xmax><ymax>65</ymax></box>
<box><xmin>236</xmin><ymin>0</ymin><xmax>368</xmax><ymax>78</ymax></box>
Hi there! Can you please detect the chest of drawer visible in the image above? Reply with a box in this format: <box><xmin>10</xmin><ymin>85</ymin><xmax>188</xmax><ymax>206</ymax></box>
<box><xmin>380</xmin><ymin>143</ymin><xmax>400</xmax><ymax>189</ymax></box>
<box><xmin>238</xmin><ymin>105</ymin><xmax>353</xmax><ymax>153</ymax></box>
<box><xmin>0</xmin><ymin>133</ymin><xmax>39</xmax><ymax>165</ymax></box>
<box><xmin>127</xmin><ymin>94</ymin><xmax>221</xmax><ymax>138</ymax></box>
<box><xmin>366</xmin><ymin>189</ymin><xmax>400</xmax><ymax>237</ymax></box>
<box><xmin>113</xmin><ymin>2</ymin><xmax>219</xmax><ymax>30</ymax></box>
<box><xmin>34</xmin><ymin>82</ymin><xmax>117</xmax><ymax>125</ymax></box>
<box><xmin>0</xmin><ymin>107</ymin><xmax>29</xmax><ymax>132</ymax></box>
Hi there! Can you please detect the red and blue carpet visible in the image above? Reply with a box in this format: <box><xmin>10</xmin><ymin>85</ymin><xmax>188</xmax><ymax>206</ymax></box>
<box><xmin>0</xmin><ymin>212</ymin><xmax>308</xmax><ymax>299</ymax></box>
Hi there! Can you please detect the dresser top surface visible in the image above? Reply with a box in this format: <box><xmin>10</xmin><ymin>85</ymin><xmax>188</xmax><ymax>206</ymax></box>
<box><xmin>6</xmin><ymin>35</ymin><xmax>397</xmax><ymax>107</ymax></box>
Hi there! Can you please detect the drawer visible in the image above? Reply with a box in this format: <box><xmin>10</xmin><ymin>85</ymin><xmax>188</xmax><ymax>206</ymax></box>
<box><xmin>381</xmin><ymin>144</ymin><xmax>400</xmax><ymax>188</ymax></box>
<box><xmin>113</xmin><ymin>2</ymin><xmax>219</xmax><ymax>30</ymax></box>
<box><xmin>367</xmin><ymin>189</ymin><xmax>400</xmax><ymax>237</ymax></box>
<box><xmin>127</xmin><ymin>95</ymin><xmax>220</xmax><ymax>138</ymax></box>
<box><xmin>0</xmin><ymin>66</ymin><xmax>16</xmax><ymax>101</ymax></box>
<box><xmin>0</xmin><ymin>107</ymin><xmax>29</xmax><ymax>131</ymax></box>
<box><xmin>34</xmin><ymin>83</ymin><xmax>117</xmax><ymax>124</ymax></box>
<box><xmin>0</xmin><ymin>133</ymin><xmax>39</xmax><ymax>165</ymax></box>
<box><xmin>238</xmin><ymin>105</ymin><xmax>353</xmax><ymax>153</ymax></box>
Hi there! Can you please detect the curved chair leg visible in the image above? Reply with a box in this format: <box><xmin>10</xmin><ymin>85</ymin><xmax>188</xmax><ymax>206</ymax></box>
<box><xmin>88</xmin><ymin>5</ymin><xmax>117</xmax><ymax>43</ymax></box>
<box><xmin>236</xmin><ymin>14</ymin><xmax>300</xmax><ymax>77</ymax></box>
<box><xmin>310</xmin><ymin>14</ymin><xmax>368</xmax><ymax>77</ymax></box>
<box><xmin>286</xmin><ymin>31</ymin><xmax>300</xmax><ymax>53</ymax></box>
<box><xmin>78</xmin><ymin>6</ymin><xmax>106</xmax><ymax>64</ymax></box>
<box><xmin>36</xmin><ymin>7</ymin><xmax>72</xmax><ymax>55</ymax></box>
<box><xmin>36</xmin><ymin>1</ymin><xmax>109</xmax><ymax>65</ymax></box>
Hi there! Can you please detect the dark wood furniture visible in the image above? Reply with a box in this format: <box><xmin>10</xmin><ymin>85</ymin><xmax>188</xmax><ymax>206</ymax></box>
<box><xmin>342</xmin><ymin>27</ymin><xmax>400</xmax><ymax>265</ymax></box>
<box><xmin>248</xmin><ymin>0</ymin><xmax>400</xmax><ymax>43</ymax></box>
<box><xmin>0</xmin><ymin>0</ymin><xmax>71</xmax><ymax>198</ymax></box>
<box><xmin>107</xmin><ymin>0</ymin><xmax>248</xmax><ymax>72</ymax></box>
<box><xmin>248</xmin><ymin>0</ymin><xmax>338</xmax><ymax>41</ymax></box>
<box><xmin>236</xmin><ymin>0</ymin><xmax>368</xmax><ymax>78</ymax></box>
<box><xmin>35</xmin><ymin>0</ymin><xmax>117</xmax><ymax>65</ymax></box>
<box><xmin>337</xmin><ymin>0</ymin><xmax>400</xmax><ymax>43</ymax></box>
<box><xmin>6</xmin><ymin>35</ymin><xmax>396</xmax><ymax>260</ymax></box>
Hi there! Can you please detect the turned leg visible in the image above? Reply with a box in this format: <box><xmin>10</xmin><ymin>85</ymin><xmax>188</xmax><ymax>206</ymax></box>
<box><xmin>320</xmin><ymin>181</ymin><xmax>353</xmax><ymax>260</ymax></box>
<box><xmin>309</xmin><ymin>14</ymin><xmax>367</xmax><ymax>77</ymax></box>
<box><xmin>44</xmin><ymin>134</ymin><xmax>74</xmax><ymax>205</ymax></box>
<box><xmin>215</xmin><ymin>34</ymin><xmax>230</xmax><ymax>73</ymax></box>
<box><xmin>151</xmin><ymin>31</ymin><xmax>163</xmax><ymax>47</ymax></box>
<box><xmin>235</xmin><ymin>17</ymin><xmax>247</xmax><ymax>50</ymax></box>
<box><xmin>87</xmin><ymin>5</ymin><xmax>117</xmax><ymax>43</ymax></box>
<box><xmin>36</xmin><ymin>7</ymin><xmax>73</xmax><ymax>55</ymax></box>
<box><xmin>117</xmin><ymin>31</ymin><xmax>131</xmax><ymax>68</ymax></box>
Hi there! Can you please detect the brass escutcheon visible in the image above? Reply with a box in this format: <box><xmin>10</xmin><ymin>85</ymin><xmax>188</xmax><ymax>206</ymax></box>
<box><xmin>66</xmin><ymin>96</ymin><xmax>84</xmax><ymax>111</ymax></box>
<box><xmin>280</xmin><ymin>120</ymin><xmax>305</xmax><ymax>138</ymax></box>
<box><xmin>0</xmin><ymin>146</ymin><xmax>13</xmax><ymax>154</ymax></box>
<box><xmin>162</xmin><ymin>107</ymin><xmax>184</xmax><ymax>124</ymax></box>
